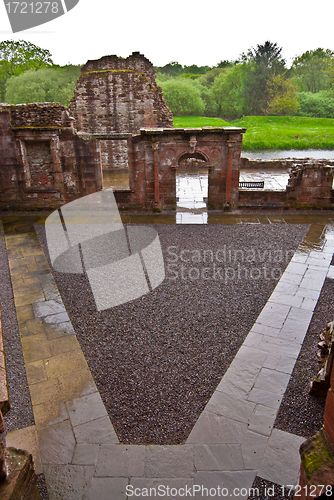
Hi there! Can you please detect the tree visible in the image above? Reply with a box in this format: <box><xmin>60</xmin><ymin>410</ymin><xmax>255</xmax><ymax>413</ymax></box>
<box><xmin>212</xmin><ymin>64</ymin><xmax>247</xmax><ymax>119</ymax></box>
<box><xmin>155</xmin><ymin>61</ymin><xmax>183</xmax><ymax>77</ymax></box>
<box><xmin>5</xmin><ymin>65</ymin><xmax>81</xmax><ymax>106</ymax></box>
<box><xmin>0</xmin><ymin>40</ymin><xmax>53</xmax><ymax>99</ymax></box>
<box><xmin>291</xmin><ymin>48</ymin><xmax>334</xmax><ymax>93</ymax></box>
<box><xmin>243</xmin><ymin>41</ymin><xmax>286</xmax><ymax>115</ymax></box>
<box><xmin>266</xmin><ymin>74</ymin><xmax>299</xmax><ymax>115</ymax></box>
<box><xmin>192</xmin><ymin>80</ymin><xmax>219</xmax><ymax>116</ymax></box>
<box><xmin>197</xmin><ymin>67</ymin><xmax>228</xmax><ymax>88</ymax></box>
<box><xmin>158</xmin><ymin>79</ymin><xmax>205</xmax><ymax>116</ymax></box>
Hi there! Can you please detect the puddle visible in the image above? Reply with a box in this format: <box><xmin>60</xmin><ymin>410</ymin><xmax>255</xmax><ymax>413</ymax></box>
<box><xmin>176</xmin><ymin>168</ymin><xmax>208</xmax><ymax>224</ymax></box>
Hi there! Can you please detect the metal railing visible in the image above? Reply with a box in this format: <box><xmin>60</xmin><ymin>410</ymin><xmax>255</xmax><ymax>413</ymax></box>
<box><xmin>239</xmin><ymin>181</ymin><xmax>265</xmax><ymax>189</ymax></box>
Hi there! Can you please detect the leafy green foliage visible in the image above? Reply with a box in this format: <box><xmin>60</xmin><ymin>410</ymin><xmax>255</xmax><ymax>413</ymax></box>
<box><xmin>155</xmin><ymin>61</ymin><xmax>211</xmax><ymax>76</ymax></box>
<box><xmin>158</xmin><ymin>79</ymin><xmax>205</xmax><ymax>116</ymax></box>
<box><xmin>212</xmin><ymin>64</ymin><xmax>247</xmax><ymax>119</ymax></box>
<box><xmin>5</xmin><ymin>65</ymin><xmax>81</xmax><ymax>106</ymax></box>
<box><xmin>243</xmin><ymin>41</ymin><xmax>287</xmax><ymax>115</ymax></box>
<box><xmin>297</xmin><ymin>91</ymin><xmax>334</xmax><ymax>118</ymax></box>
<box><xmin>291</xmin><ymin>48</ymin><xmax>334</xmax><ymax>93</ymax></box>
<box><xmin>0</xmin><ymin>40</ymin><xmax>53</xmax><ymax>98</ymax></box>
<box><xmin>266</xmin><ymin>74</ymin><xmax>299</xmax><ymax>115</ymax></box>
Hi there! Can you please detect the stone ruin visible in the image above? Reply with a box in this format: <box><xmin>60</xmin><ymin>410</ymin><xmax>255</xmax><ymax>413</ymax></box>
<box><xmin>1</xmin><ymin>51</ymin><xmax>333</xmax><ymax>212</ymax></box>
<box><xmin>239</xmin><ymin>158</ymin><xmax>334</xmax><ymax>210</ymax></box>
<box><xmin>0</xmin><ymin>52</ymin><xmax>245</xmax><ymax>212</ymax></box>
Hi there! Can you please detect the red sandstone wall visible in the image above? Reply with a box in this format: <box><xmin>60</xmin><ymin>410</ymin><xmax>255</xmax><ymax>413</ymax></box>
<box><xmin>323</xmin><ymin>355</ymin><xmax>334</xmax><ymax>454</ymax></box>
<box><xmin>0</xmin><ymin>105</ymin><xmax>102</xmax><ymax>210</ymax></box>
<box><xmin>70</xmin><ymin>52</ymin><xmax>173</xmax><ymax>135</ymax></box>
<box><xmin>286</xmin><ymin>163</ymin><xmax>334</xmax><ymax>208</ymax></box>
<box><xmin>114</xmin><ymin>128</ymin><xmax>245</xmax><ymax>211</ymax></box>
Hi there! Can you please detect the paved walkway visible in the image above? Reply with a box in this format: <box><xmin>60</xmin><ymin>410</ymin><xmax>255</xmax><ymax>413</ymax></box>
<box><xmin>2</xmin><ymin>214</ymin><xmax>334</xmax><ymax>499</ymax></box>
<box><xmin>239</xmin><ymin>169</ymin><xmax>290</xmax><ymax>191</ymax></box>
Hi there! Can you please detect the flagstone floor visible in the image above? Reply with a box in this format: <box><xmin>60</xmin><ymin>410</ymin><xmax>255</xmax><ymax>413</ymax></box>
<box><xmin>1</xmin><ymin>212</ymin><xmax>334</xmax><ymax>499</ymax></box>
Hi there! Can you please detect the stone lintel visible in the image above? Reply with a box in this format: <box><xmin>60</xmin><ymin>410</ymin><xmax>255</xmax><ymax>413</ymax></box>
<box><xmin>139</xmin><ymin>127</ymin><xmax>246</xmax><ymax>136</ymax></box>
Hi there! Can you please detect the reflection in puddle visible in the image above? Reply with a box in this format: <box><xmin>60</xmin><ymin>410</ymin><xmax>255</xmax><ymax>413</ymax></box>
<box><xmin>176</xmin><ymin>168</ymin><xmax>208</xmax><ymax>224</ymax></box>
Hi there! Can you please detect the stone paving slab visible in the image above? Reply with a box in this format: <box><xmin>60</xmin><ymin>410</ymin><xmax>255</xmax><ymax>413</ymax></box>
<box><xmin>43</xmin><ymin>464</ymin><xmax>96</xmax><ymax>500</ymax></box>
<box><xmin>144</xmin><ymin>445</ymin><xmax>194</xmax><ymax>478</ymax></box>
<box><xmin>186</xmin><ymin>412</ymin><xmax>248</xmax><ymax>445</ymax></box>
<box><xmin>73</xmin><ymin>416</ymin><xmax>118</xmax><ymax>445</ymax></box>
<box><xmin>241</xmin><ymin>430</ymin><xmax>269</xmax><ymax>470</ymax></box>
<box><xmin>95</xmin><ymin>445</ymin><xmax>145</xmax><ymax>477</ymax></box>
<box><xmin>194</xmin><ymin>444</ymin><xmax>244</xmax><ymax>471</ymax></box>
<box><xmin>194</xmin><ymin>470</ymin><xmax>257</xmax><ymax>500</ymax></box>
<box><xmin>257</xmin><ymin>429</ymin><xmax>305</xmax><ymax>486</ymax></box>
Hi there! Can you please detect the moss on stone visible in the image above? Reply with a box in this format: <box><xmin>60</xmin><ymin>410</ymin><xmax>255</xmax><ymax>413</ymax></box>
<box><xmin>301</xmin><ymin>429</ymin><xmax>334</xmax><ymax>480</ymax></box>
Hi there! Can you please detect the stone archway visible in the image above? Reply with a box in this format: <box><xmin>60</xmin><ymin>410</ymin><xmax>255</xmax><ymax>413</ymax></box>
<box><xmin>176</xmin><ymin>152</ymin><xmax>210</xmax><ymax>223</ymax></box>
<box><xmin>177</xmin><ymin>152</ymin><xmax>209</xmax><ymax>169</ymax></box>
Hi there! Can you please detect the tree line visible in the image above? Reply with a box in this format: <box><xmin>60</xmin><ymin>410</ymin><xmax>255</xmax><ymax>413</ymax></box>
<box><xmin>1</xmin><ymin>40</ymin><xmax>334</xmax><ymax>119</ymax></box>
<box><xmin>156</xmin><ymin>42</ymin><xmax>334</xmax><ymax>119</ymax></box>
<box><xmin>0</xmin><ymin>40</ymin><xmax>81</xmax><ymax>106</ymax></box>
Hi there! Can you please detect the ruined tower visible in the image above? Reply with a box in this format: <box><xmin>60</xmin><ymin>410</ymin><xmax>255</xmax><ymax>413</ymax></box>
<box><xmin>70</xmin><ymin>52</ymin><xmax>173</xmax><ymax>134</ymax></box>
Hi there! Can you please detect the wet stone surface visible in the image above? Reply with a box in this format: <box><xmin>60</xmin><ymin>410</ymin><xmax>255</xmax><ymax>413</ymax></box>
<box><xmin>274</xmin><ymin>277</ymin><xmax>334</xmax><ymax>438</ymax></box>
<box><xmin>36</xmin><ymin>223</ymin><xmax>307</xmax><ymax>444</ymax></box>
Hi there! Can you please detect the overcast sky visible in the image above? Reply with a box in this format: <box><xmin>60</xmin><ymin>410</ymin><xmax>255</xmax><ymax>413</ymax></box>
<box><xmin>0</xmin><ymin>0</ymin><xmax>333</xmax><ymax>68</ymax></box>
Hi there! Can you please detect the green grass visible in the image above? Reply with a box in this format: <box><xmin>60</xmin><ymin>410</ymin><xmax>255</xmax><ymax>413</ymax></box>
<box><xmin>173</xmin><ymin>115</ymin><xmax>334</xmax><ymax>150</ymax></box>
<box><xmin>173</xmin><ymin>116</ymin><xmax>231</xmax><ymax>128</ymax></box>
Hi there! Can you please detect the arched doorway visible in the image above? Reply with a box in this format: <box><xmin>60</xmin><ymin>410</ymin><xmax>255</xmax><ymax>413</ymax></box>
<box><xmin>175</xmin><ymin>153</ymin><xmax>209</xmax><ymax>223</ymax></box>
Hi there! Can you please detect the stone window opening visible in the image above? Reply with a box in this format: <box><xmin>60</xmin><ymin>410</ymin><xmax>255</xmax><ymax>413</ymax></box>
<box><xmin>18</xmin><ymin>136</ymin><xmax>59</xmax><ymax>191</ymax></box>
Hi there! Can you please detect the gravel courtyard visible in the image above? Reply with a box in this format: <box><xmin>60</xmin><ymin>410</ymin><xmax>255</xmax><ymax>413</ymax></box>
<box><xmin>35</xmin><ymin>223</ymin><xmax>314</xmax><ymax>445</ymax></box>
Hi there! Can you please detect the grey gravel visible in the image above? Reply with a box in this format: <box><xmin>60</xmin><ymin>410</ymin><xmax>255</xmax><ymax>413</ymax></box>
<box><xmin>274</xmin><ymin>277</ymin><xmax>334</xmax><ymax>438</ymax></box>
<box><xmin>36</xmin><ymin>223</ymin><xmax>307</xmax><ymax>444</ymax></box>
<box><xmin>248</xmin><ymin>477</ymin><xmax>294</xmax><ymax>500</ymax></box>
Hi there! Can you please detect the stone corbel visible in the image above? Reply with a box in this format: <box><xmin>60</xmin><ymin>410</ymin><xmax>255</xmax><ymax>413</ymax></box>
<box><xmin>189</xmin><ymin>135</ymin><xmax>197</xmax><ymax>153</ymax></box>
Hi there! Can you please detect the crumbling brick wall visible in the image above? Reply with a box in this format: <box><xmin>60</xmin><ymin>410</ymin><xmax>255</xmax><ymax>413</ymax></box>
<box><xmin>0</xmin><ymin>104</ymin><xmax>101</xmax><ymax>210</ymax></box>
<box><xmin>114</xmin><ymin>128</ymin><xmax>245</xmax><ymax>211</ymax></box>
<box><xmin>70</xmin><ymin>52</ymin><xmax>173</xmax><ymax>135</ymax></box>
<box><xmin>286</xmin><ymin>162</ymin><xmax>334</xmax><ymax>208</ymax></box>
<box><xmin>0</xmin><ymin>54</ymin><xmax>246</xmax><ymax>212</ymax></box>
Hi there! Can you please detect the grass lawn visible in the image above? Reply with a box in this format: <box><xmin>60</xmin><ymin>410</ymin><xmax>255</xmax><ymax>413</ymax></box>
<box><xmin>173</xmin><ymin>115</ymin><xmax>334</xmax><ymax>150</ymax></box>
<box><xmin>173</xmin><ymin>116</ymin><xmax>231</xmax><ymax>128</ymax></box>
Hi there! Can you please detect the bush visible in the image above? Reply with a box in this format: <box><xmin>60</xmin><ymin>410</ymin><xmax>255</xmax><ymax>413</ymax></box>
<box><xmin>5</xmin><ymin>65</ymin><xmax>81</xmax><ymax>106</ymax></box>
<box><xmin>159</xmin><ymin>79</ymin><xmax>205</xmax><ymax>116</ymax></box>
<box><xmin>297</xmin><ymin>91</ymin><xmax>334</xmax><ymax>118</ymax></box>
